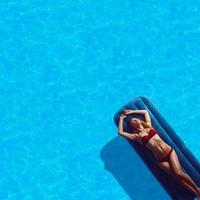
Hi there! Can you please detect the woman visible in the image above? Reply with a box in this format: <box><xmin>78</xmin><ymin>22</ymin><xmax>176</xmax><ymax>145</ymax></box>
<box><xmin>118</xmin><ymin>109</ymin><xmax>200</xmax><ymax>199</ymax></box>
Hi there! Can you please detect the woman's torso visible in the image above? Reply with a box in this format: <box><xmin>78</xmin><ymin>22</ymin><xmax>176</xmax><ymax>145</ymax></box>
<box><xmin>136</xmin><ymin>127</ymin><xmax>172</xmax><ymax>160</ymax></box>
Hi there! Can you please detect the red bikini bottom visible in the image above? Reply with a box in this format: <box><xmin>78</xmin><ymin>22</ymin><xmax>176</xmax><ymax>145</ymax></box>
<box><xmin>156</xmin><ymin>147</ymin><xmax>174</xmax><ymax>162</ymax></box>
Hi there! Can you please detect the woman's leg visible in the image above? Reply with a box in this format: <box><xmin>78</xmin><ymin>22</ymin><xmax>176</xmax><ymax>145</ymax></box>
<box><xmin>180</xmin><ymin>172</ymin><xmax>200</xmax><ymax>195</ymax></box>
<box><xmin>157</xmin><ymin>160</ymin><xmax>198</xmax><ymax>196</ymax></box>
<box><xmin>169</xmin><ymin>149</ymin><xmax>200</xmax><ymax>196</ymax></box>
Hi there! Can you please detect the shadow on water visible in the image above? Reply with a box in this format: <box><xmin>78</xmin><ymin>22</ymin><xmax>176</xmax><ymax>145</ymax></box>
<box><xmin>100</xmin><ymin>136</ymin><xmax>195</xmax><ymax>200</ymax></box>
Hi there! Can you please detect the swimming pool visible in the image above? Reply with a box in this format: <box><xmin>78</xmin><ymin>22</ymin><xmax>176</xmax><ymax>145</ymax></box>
<box><xmin>0</xmin><ymin>0</ymin><xmax>200</xmax><ymax>199</ymax></box>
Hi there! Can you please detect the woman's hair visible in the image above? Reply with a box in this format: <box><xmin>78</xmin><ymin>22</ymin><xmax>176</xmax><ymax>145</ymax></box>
<box><xmin>141</xmin><ymin>120</ymin><xmax>153</xmax><ymax>129</ymax></box>
<box><xmin>128</xmin><ymin>118</ymin><xmax>154</xmax><ymax>133</ymax></box>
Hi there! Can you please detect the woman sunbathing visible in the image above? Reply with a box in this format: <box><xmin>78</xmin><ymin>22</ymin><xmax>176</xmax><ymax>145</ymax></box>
<box><xmin>118</xmin><ymin>109</ymin><xmax>200</xmax><ymax>199</ymax></box>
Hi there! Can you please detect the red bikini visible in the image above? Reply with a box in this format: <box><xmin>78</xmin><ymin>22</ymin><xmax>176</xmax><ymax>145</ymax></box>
<box><xmin>141</xmin><ymin>128</ymin><xmax>158</xmax><ymax>145</ymax></box>
<box><xmin>157</xmin><ymin>147</ymin><xmax>173</xmax><ymax>162</ymax></box>
<box><xmin>141</xmin><ymin>128</ymin><xmax>174</xmax><ymax>162</ymax></box>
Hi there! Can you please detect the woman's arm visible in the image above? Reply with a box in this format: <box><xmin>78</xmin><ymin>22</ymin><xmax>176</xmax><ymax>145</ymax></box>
<box><xmin>124</xmin><ymin>109</ymin><xmax>147</xmax><ymax>115</ymax></box>
<box><xmin>124</xmin><ymin>109</ymin><xmax>152</xmax><ymax>125</ymax></box>
<box><xmin>143</xmin><ymin>110</ymin><xmax>152</xmax><ymax>125</ymax></box>
<box><xmin>118</xmin><ymin>114</ymin><xmax>138</xmax><ymax>140</ymax></box>
<box><xmin>118</xmin><ymin>114</ymin><xmax>126</xmax><ymax>133</ymax></box>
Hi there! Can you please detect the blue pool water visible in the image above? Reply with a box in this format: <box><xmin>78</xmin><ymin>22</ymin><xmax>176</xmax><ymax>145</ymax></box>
<box><xmin>0</xmin><ymin>1</ymin><xmax>200</xmax><ymax>199</ymax></box>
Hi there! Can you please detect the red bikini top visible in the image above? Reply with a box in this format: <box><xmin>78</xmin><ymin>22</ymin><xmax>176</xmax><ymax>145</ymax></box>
<box><xmin>141</xmin><ymin>128</ymin><xmax>158</xmax><ymax>145</ymax></box>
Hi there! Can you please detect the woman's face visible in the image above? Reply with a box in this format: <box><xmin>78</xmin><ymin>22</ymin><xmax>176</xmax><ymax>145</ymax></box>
<box><xmin>130</xmin><ymin>118</ymin><xmax>141</xmax><ymax>128</ymax></box>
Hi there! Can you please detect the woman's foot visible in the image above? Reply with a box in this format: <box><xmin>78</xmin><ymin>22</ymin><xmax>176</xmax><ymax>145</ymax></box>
<box><xmin>196</xmin><ymin>188</ymin><xmax>200</xmax><ymax>200</ymax></box>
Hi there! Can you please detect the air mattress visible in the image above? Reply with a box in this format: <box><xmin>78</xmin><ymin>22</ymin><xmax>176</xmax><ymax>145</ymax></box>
<box><xmin>114</xmin><ymin>96</ymin><xmax>200</xmax><ymax>200</ymax></box>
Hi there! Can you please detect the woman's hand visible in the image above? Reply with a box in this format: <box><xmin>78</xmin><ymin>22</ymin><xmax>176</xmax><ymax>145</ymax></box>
<box><xmin>123</xmin><ymin>109</ymin><xmax>133</xmax><ymax>115</ymax></box>
<box><xmin>120</xmin><ymin>113</ymin><xmax>127</xmax><ymax>119</ymax></box>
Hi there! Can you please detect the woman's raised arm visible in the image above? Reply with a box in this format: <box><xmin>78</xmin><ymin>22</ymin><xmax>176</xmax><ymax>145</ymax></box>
<box><xmin>118</xmin><ymin>114</ymin><xmax>138</xmax><ymax>141</ymax></box>
<box><xmin>123</xmin><ymin>109</ymin><xmax>147</xmax><ymax>115</ymax></box>
<box><xmin>124</xmin><ymin>109</ymin><xmax>152</xmax><ymax>125</ymax></box>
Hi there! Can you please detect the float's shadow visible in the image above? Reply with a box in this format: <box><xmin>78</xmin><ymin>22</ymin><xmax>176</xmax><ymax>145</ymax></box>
<box><xmin>100</xmin><ymin>136</ymin><xmax>194</xmax><ymax>200</ymax></box>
